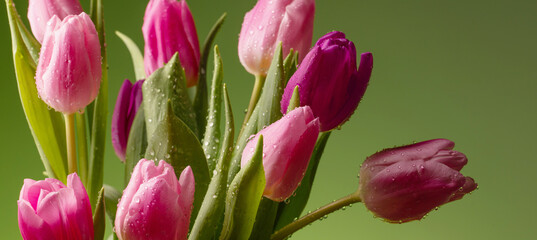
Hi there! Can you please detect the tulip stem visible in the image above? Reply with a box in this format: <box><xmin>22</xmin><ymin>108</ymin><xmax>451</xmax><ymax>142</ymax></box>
<box><xmin>75</xmin><ymin>113</ymin><xmax>88</xmax><ymax>184</ymax></box>
<box><xmin>240</xmin><ymin>74</ymin><xmax>265</xmax><ymax>133</ymax></box>
<box><xmin>271</xmin><ymin>191</ymin><xmax>362</xmax><ymax>240</ymax></box>
<box><xmin>64</xmin><ymin>113</ymin><xmax>77</xmax><ymax>174</ymax></box>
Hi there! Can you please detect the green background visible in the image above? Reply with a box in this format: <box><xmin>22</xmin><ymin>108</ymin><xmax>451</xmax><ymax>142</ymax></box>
<box><xmin>1</xmin><ymin>0</ymin><xmax>536</xmax><ymax>239</ymax></box>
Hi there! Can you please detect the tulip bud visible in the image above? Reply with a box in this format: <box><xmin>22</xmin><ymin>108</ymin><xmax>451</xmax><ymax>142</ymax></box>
<box><xmin>18</xmin><ymin>173</ymin><xmax>93</xmax><ymax>240</ymax></box>
<box><xmin>358</xmin><ymin>139</ymin><xmax>478</xmax><ymax>223</ymax></box>
<box><xmin>27</xmin><ymin>0</ymin><xmax>83</xmax><ymax>43</ymax></box>
<box><xmin>238</xmin><ymin>0</ymin><xmax>315</xmax><ymax>76</ymax></box>
<box><xmin>112</xmin><ymin>79</ymin><xmax>144</xmax><ymax>161</ymax></box>
<box><xmin>281</xmin><ymin>31</ymin><xmax>373</xmax><ymax>131</ymax></box>
<box><xmin>143</xmin><ymin>0</ymin><xmax>200</xmax><ymax>87</ymax></box>
<box><xmin>35</xmin><ymin>13</ymin><xmax>102</xmax><ymax>114</ymax></box>
<box><xmin>115</xmin><ymin>159</ymin><xmax>195</xmax><ymax>240</ymax></box>
<box><xmin>241</xmin><ymin>106</ymin><xmax>320</xmax><ymax>202</ymax></box>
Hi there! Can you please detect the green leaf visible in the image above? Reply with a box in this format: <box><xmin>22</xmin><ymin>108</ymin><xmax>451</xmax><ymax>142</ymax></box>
<box><xmin>194</xmin><ymin>13</ymin><xmax>227</xmax><ymax>139</ymax></box>
<box><xmin>93</xmin><ymin>187</ymin><xmax>106</xmax><ymax>240</ymax></box>
<box><xmin>103</xmin><ymin>184</ymin><xmax>121</xmax><ymax>224</ymax></box>
<box><xmin>282</xmin><ymin>50</ymin><xmax>298</xmax><ymax>85</ymax></box>
<box><xmin>273</xmin><ymin>132</ymin><xmax>331</xmax><ymax>231</ymax></box>
<box><xmin>226</xmin><ymin>106</ymin><xmax>259</xmax><ymax>186</ymax></box>
<box><xmin>189</xmin><ymin>84</ymin><xmax>234</xmax><ymax>240</ymax></box>
<box><xmin>256</xmin><ymin>43</ymin><xmax>285</xmax><ymax>129</ymax></box>
<box><xmin>220</xmin><ymin>136</ymin><xmax>265</xmax><ymax>240</ymax></box>
<box><xmin>249</xmin><ymin>198</ymin><xmax>279</xmax><ymax>240</ymax></box>
<box><xmin>5</xmin><ymin>0</ymin><xmax>67</xmax><ymax>182</ymax></box>
<box><xmin>286</xmin><ymin>86</ymin><xmax>300</xmax><ymax>113</ymax></box>
<box><xmin>115</xmin><ymin>31</ymin><xmax>145</xmax><ymax>80</ymax></box>
<box><xmin>144</xmin><ymin>103</ymin><xmax>209</xmax><ymax>223</ymax></box>
<box><xmin>124</xmin><ymin>106</ymin><xmax>147</xmax><ymax>185</ymax></box>
<box><xmin>201</xmin><ymin>45</ymin><xmax>224</xmax><ymax>173</ymax></box>
<box><xmin>88</xmin><ymin>0</ymin><xmax>109</xmax><ymax>209</ymax></box>
<box><xmin>143</xmin><ymin>53</ymin><xmax>198</xmax><ymax>138</ymax></box>
<box><xmin>227</xmin><ymin>44</ymin><xmax>287</xmax><ymax>185</ymax></box>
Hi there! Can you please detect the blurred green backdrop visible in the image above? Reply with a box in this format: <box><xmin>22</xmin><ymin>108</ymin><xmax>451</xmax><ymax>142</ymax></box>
<box><xmin>1</xmin><ymin>0</ymin><xmax>536</xmax><ymax>239</ymax></box>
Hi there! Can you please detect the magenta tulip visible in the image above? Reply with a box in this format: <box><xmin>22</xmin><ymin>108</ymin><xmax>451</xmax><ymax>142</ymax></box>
<box><xmin>35</xmin><ymin>13</ymin><xmax>101</xmax><ymax>114</ymax></box>
<box><xmin>17</xmin><ymin>173</ymin><xmax>93</xmax><ymax>240</ymax></box>
<box><xmin>143</xmin><ymin>0</ymin><xmax>200</xmax><ymax>87</ymax></box>
<box><xmin>358</xmin><ymin>139</ymin><xmax>478</xmax><ymax>223</ymax></box>
<box><xmin>241</xmin><ymin>106</ymin><xmax>320</xmax><ymax>201</ymax></box>
<box><xmin>281</xmin><ymin>31</ymin><xmax>373</xmax><ymax>131</ymax></box>
<box><xmin>238</xmin><ymin>0</ymin><xmax>315</xmax><ymax>76</ymax></box>
<box><xmin>115</xmin><ymin>159</ymin><xmax>195</xmax><ymax>240</ymax></box>
<box><xmin>111</xmin><ymin>79</ymin><xmax>144</xmax><ymax>161</ymax></box>
<box><xmin>27</xmin><ymin>0</ymin><xmax>83</xmax><ymax>43</ymax></box>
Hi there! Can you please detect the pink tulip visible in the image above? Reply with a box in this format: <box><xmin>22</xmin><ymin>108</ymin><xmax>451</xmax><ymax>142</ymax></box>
<box><xmin>241</xmin><ymin>106</ymin><xmax>320</xmax><ymax>201</ymax></box>
<box><xmin>35</xmin><ymin>13</ymin><xmax>102</xmax><ymax>114</ymax></box>
<box><xmin>115</xmin><ymin>159</ymin><xmax>195</xmax><ymax>240</ymax></box>
<box><xmin>238</xmin><ymin>0</ymin><xmax>315</xmax><ymax>76</ymax></box>
<box><xmin>143</xmin><ymin>0</ymin><xmax>200</xmax><ymax>87</ymax></box>
<box><xmin>27</xmin><ymin>0</ymin><xmax>83</xmax><ymax>43</ymax></box>
<box><xmin>17</xmin><ymin>173</ymin><xmax>93</xmax><ymax>240</ymax></box>
<box><xmin>358</xmin><ymin>139</ymin><xmax>478</xmax><ymax>223</ymax></box>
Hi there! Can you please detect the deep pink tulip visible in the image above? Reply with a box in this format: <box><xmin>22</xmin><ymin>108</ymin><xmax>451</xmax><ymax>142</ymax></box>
<box><xmin>281</xmin><ymin>31</ymin><xmax>373</xmax><ymax>131</ymax></box>
<box><xmin>358</xmin><ymin>139</ymin><xmax>478</xmax><ymax>223</ymax></box>
<box><xmin>115</xmin><ymin>159</ymin><xmax>195</xmax><ymax>240</ymax></box>
<box><xmin>27</xmin><ymin>0</ymin><xmax>83</xmax><ymax>43</ymax></box>
<box><xmin>241</xmin><ymin>106</ymin><xmax>320</xmax><ymax>201</ymax></box>
<box><xmin>143</xmin><ymin>0</ymin><xmax>200</xmax><ymax>87</ymax></box>
<box><xmin>17</xmin><ymin>173</ymin><xmax>93</xmax><ymax>240</ymax></box>
<box><xmin>238</xmin><ymin>0</ymin><xmax>315</xmax><ymax>76</ymax></box>
<box><xmin>112</xmin><ymin>79</ymin><xmax>144</xmax><ymax>161</ymax></box>
<box><xmin>35</xmin><ymin>13</ymin><xmax>101</xmax><ymax>114</ymax></box>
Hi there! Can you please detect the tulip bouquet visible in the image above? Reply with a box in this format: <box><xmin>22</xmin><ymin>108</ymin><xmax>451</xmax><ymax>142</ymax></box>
<box><xmin>6</xmin><ymin>0</ymin><xmax>478</xmax><ymax>239</ymax></box>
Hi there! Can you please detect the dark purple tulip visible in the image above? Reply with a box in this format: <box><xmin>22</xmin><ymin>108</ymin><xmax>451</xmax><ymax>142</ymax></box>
<box><xmin>280</xmin><ymin>31</ymin><xmax>373</xmax><ymax>131</ymax></box>
<box><xmin>111</xmin><ymin>79</ymin><xmax>144</xmax><ymax>161</ymax></box>
<box><xmin>358</xmin><ymin>139</ymin><xmax>478</xmax><ymax>223</ymax></box>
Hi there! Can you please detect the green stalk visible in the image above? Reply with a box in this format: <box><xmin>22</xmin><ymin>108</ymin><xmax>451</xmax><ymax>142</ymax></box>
<box><xmin>239</xmin><ymin>74</ymin><xmax>265</xmax><ymax>136</ymax></box>
<box><xmin>271</xmin><ymin>191</ymin><xmax>362</xmax><ymax>240</ymax></box>
<box><xmin>75</xmin><ymin>113</ymin><xmax>88</xmax><ymax>184</ymax></box>
<box><xmin>64</xmin><ymin>113</ymin><xmax>77</xmax><ymax>174</ymax></box>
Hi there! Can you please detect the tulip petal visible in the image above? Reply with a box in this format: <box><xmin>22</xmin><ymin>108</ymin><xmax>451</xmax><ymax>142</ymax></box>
<box><xmin>35</xmin><ymin>12</ymin><xmax>101</xmax><ymax>114</ymax></box>
<box><xmin>238</xmin><ymin>0</ymin><xmax>315</xmax><ymax>75</ymax></box>
<box><xmin>448</xmin><ymin>177</ymin><xmax>478</xmax><ymax>202</ymax></box>
<box><xmin>267</xmin><ymin>118</ymin><xmax>319</xmax><ymax>201</ymax></box>
<box><xmin>364</xmin><ymin>139</ymin><xmax>455</xmax><ymax>172</ymax></box>
<box><xmin>428</xmin><ymin>149</ymin><xmax>468</xmax><ymax>171</ymax></box>
<box><xmin>178</xmin><ymin>166</ymin><xmax>195</xmax><ymax>214</ymax></box>
<box><xmin>143</xmin><ymin>0</ymin><xmax>200</xmax><ymax>86</ymax></box>
<box><xmin>362</xmin><ymin>160</ymin><xmax>466</xmax><ymax>222</ymax></box>
<box><xmin>116</xmin><ymin>160</ymin><xmax>195</xmax><ymax>240</ymax></box>
<box><xmin>323</xmin><ymin>52</ymin><xmax>372</xmax><ymax>131</ymax></box>
<box><xmin>123</xmin><ymin>178</ymin><xmax>183</xmax><ymax>240</ymax></box>
<box><xmin>67</xmin><ymin>173</ymin><xmax>94</xmax><ymax>239</ymax></box>
<box><xmin>112</xmin><ymin>80</ymin><xmax>133</xmax><ymax>161</ymax></box>
<box><xmin>27</xmin><ymin>0</ymin><xmax>83</xmax><ymax>43</ymax></box>
<box><xmin>18</xmin><ymin>200</ymin><xmax>56</xmax><ymax>240</ymax></box>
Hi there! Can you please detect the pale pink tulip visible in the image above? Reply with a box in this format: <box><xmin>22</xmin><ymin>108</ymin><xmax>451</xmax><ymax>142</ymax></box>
<box><xmin>241</xmin><ymin>106</ymin><xmax>320</xmax><ymax>201</ymax></box>
<box><xmin>35</xmin><ymin>13</ymin><xmax>101</xmax><ymax>114</ymax></box>
<box><xmin>27</xmin><ymin>0</ymin><xmax>83</xmax><ymax>43</ymax></box>
<box><xmin>238</xmin><ymin>0</ymin><xmax>315</xmax><ymax>76</ymax></box>
<box><xmin>115</xmin><ymin>159</ymin><xmax>195</xmax><ymax>240</ymax></box>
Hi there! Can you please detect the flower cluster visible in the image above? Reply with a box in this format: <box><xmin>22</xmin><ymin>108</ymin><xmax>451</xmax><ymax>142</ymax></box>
<box><xmin>7</xmin><ymin>0</ymin><xmax>477</xmax><ymax>239</ymax></box>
